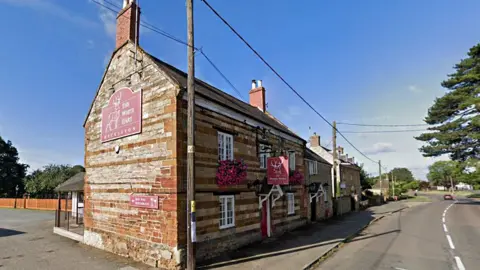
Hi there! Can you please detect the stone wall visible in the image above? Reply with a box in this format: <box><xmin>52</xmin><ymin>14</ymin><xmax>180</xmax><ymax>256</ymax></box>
<box><xmin>304</xmin><ymin>161</ymin><xmax>333</xmax><ymax>221</ymax></box>
<box><xmin>83</xmin><ymin>43</ymin><xmax>181</xmax><ymax>269</ymax></box>
<box><xmin>334</xmin><ymin>196</ymin><xmax>352</xmax><ymax>216</ymax></box>
<box><xmin>177</xmin><ymin>101</ymin><xmax>307</xmax><ymax>261</ymax></box>
<box><xmin>340</xmin><ymin>166</ymin><xmax>361</xmax><ymax>196</ymax></box>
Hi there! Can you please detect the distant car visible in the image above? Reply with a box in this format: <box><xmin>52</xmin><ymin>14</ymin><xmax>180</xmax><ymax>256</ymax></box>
<box><xmin>444</xmin><ymin>194</ymin><xmax>454</xmax><ymax>200</ymax></box>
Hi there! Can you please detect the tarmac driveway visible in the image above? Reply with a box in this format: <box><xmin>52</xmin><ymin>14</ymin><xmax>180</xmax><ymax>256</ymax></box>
<box><xmin>0</xmin><ymin>208</ymin><xmax>150</xmax><ymax>270</ymax></box>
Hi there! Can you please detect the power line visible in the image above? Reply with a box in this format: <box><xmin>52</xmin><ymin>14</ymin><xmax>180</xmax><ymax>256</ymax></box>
<box><xmin>199</xmin><ymin>50</ymin><xmax>245</xmax><ymax>100</ymax></box>
<box><xmin>341</xmin><ymin>129</ymin><xmax>427</xmax><ymax>134</ymax></box>
<box><xmin>337</xmin><ymin>122</ymin><xmax>429</xmax><ymax>127</ymax></box>
<box><xmin>91</xmin><ymin>0</ymin><xmax>245</xmax><ymax>100</ymax></box>
<box><xmin>201</xmin><ymin>0</ymin><xmax>379</xmax><ymax>165</ymax></box>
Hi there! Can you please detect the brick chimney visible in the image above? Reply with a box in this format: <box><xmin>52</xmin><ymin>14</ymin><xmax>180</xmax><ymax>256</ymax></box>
<box><xmin>249</xmin><ymin>80</ymin><xmax>266</xmax><ymax>112</ymax></box>
<box><xmin>116</xmin><ymin>0</ymin><xmax>140</xmax><ymax>49</ymax></box>
<box><xmin>309</xmin><ymin>132</ymin><xmax>321</xmax><ymax>147</ymax></box>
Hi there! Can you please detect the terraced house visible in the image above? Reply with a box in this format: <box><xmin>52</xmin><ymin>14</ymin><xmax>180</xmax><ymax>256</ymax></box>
<box><xmin>309</xmin><ymin>133</ymin><xmax>361</xmax><ymax>215</ymax></box>
<box><xmin>82</xmin><ymin>2</ymin><xmax>309</xmax><ymax>269</ymax></box>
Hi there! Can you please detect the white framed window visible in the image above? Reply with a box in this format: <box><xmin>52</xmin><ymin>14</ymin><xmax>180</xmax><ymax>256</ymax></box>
<box><xmin>219</xmin><ymin>195</ymin><xmax>235</xmax><ymax>229</ymax></box>
<box><xmin>259</xmin><ymin>143</ymin><xmax>271</xmax><ymax>169</ymax></box>
<box><xmin>218</xmin><ymin>132</ymin><xmax>233</xmax><ymax>161</ymax></box>
<box><xmin>288</xmin><ymin>151</ymin><xmax>296</xmax><ymax>171</ymax></box>
<box><xmin>308</xmin><ymin>160</ymin><xmax>317</xmax><ymax>175</ymax></box>
<box><xmin>287</xmin><ymin>193</ymin><xmax>295</xmax><ymax>215</ymax></box>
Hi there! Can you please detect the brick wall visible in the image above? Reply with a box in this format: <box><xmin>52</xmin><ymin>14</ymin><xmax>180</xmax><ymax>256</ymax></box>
<box><xmin>83</xmin><ymin>43</ymin><xmax>182</xmax><ymax>269</ymax></box>
<box><xmin>178</xmin><ymin>102</ymin><xmax>307</xmax><ymax>260</ymax></box>
<box><xmin>84</xmin><ymin>41</ymin><xmax>309</xmax><ymax>268</ymax></box>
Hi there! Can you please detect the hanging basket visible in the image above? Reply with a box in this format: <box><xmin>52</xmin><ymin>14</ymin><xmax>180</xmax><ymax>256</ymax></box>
<box><xmin>289</xmin><ymin>170</ymin><xmax>304</xmax><ymax>185</ymax></box>
<box><xmin>216</xmin><ymin>159</ymin><xmax>248</xmax><ymax>186</ymax></box>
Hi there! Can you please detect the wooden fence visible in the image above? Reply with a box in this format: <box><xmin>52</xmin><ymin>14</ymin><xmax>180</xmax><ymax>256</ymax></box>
<box><xmin>0</xmin><ymin>198</ymin><xmax>72</xmax><ymax>211</ymax></box>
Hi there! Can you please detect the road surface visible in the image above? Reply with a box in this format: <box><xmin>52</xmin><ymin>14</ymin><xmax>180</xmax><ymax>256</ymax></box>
<box><xmin>318</xmin><ymin>195</ymin><xmax>480</xmax><ymax>270</ymax></box>
<box><xmin>0</xmin><ymin>208</ymin><xmax>150</xmax><ymax>270</ymax></box>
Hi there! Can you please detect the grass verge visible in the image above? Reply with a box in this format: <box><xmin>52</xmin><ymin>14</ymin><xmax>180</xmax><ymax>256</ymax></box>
<box><xmin>405</xmin><ymin>195</ymin><xmax>431</xmax><ymax>202</ymax></box>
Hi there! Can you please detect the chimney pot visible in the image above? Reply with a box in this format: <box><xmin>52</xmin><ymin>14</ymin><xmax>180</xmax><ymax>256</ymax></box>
<box><xmin>249</xmin><ymin>80</ymin><xmax>266</xmax><ymax>112</ymax></box>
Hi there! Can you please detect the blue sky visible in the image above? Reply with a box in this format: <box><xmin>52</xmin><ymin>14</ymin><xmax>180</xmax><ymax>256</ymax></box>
<box><xmin>0</xmin><ymin>0</ymin><xmax>479</xmax><ymax>178</ymax></box>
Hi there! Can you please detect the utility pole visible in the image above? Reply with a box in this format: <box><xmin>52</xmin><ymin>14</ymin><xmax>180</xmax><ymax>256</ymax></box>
<box><xmin>450</xmin><ymin>175</ymin><xmax>454</xmax><ymax>194</ymax></box>
<box><xmin>186</xmin><ymin>0</ymin><xmax>196</xmax><ymax>268</ymax></box>
<box><xmin>379</xmin><ymin>160</ymin><xmax>382</xmax><ymax>197</ymax></box>
<box><xmin>391</xmin><ymin>171</ymin><xmax>394</xmax><ymax>198</ymax></box>
<box><xmin>332</xmin><ymin>121</ymin><xmax>338</xmax><ymax>198</ymax></box>
<box><xmin>393</xmin><ymin>176</ymin><xmax>396</xmax><ymax>198</ymax></box>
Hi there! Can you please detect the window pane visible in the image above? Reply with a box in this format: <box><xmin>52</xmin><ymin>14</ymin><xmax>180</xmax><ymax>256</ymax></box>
<box><xmin>225</xmin><ymin>135</ymin><xmax>231</xmax><ymax>160</ymax></box>
<box><xmin>218</xmin><ymin>134</ymin><xmax>224</xmax><ymax>160</ymax></box>
<box><xmin>288</xmin><ymin>151</ymin><xmax>295</xmax><ymax>171</ymax></box>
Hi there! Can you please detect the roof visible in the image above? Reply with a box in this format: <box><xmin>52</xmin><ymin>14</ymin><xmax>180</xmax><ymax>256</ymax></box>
<box><xmin>83</xmin><ymin>42</ymin><xmax>305</xmax><ymax>143</ymax></box>
<box><xmin>54</xmin><ymin>172</ymin><xmax>85</xmax><ymax>192</ymax></box>
<box><xmin>305</xmin><ymin>148</ymin><xmax>331</xmax><ymax>166</ymax></box>
<box><xmin>144</xmin><ymin>51</ymin><xmax>305</xmax><ymax>142</ymax></box>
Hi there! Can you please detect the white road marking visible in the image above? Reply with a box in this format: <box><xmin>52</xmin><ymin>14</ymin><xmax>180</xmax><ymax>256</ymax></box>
<box><xmin>442</xmin><ymin>217</ymin><xmax>446</xmax><ymax>223</ymax></box>
<box><xmin>455</xmin><ymin>256</ymin><xmax>466</xmax><ymax>270</ymax></box>
<box><xmin>446</xmin><ymin>234</ymin><xmax>455</xmax><ymax>249</ymax></box>
<box><xmin>394</xmin><ymin>267</ymin><xmax>408</xmax><ymax>270</ymax></box>
<box><xmin>443</xmin><ymin>224</ymin><xmax>448</xmax><ymax>232</ymax></box>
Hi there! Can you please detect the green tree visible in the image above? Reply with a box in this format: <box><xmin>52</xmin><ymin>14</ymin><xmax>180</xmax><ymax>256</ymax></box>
<box><xmin>389</xmin><ymin>168</ymin><xmax>415</xmax><ymax>182</ymax></box>
<box><xmin>23</xmin><ymin>164</ymin><xmax>84</xmax><ymax>197</ymax></box>
<box><xmin>427</xmin><ymin>160</ymin><xmax>460</xmax><ymax>187</ymax></box>
<box><xmin>415</xmin><ymin>43</ymin><xmax>480</xmax><ymax>161</ymax></box>
<box><xmin>0</xmin><ymin>136</ymin><xmax>28</xmax><ymax>197</ymax></box>
<box><xmin>359</xmin><ymin>165</ymin><xmax>372</xmax><ymax>189</ymax></box>
<box><xmin>455</xmin><ymin>158</ymin><xmax>480</xmax><ymax>185</ymax></box>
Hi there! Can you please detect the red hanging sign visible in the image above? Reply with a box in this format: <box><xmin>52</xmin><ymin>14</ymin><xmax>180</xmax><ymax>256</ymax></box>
<box><xmin>267</xmin><ymin>156</ymin><xmax>289</xmax><ymax>185</ymax></box>
<box><xmin>101</xmin><ymin>87</ymin><xmax>142</xmax><ymax>143</ymax></box>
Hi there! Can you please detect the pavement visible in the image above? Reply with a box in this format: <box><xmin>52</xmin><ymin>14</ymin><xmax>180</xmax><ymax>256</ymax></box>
<box><xmin>318</xmin><ymin>194</ymin><xmax>480</xmax><ymax>270</ymax></box>
<box><xmin>198</xmin><ymin>201</ymin><xmax>410</xmax><ymax>270</ymax></box>
<box><xmin>0</xmin><ymin>208</ymin><xmax>150</xmax><ymax>270</ymax></box>
<box><xmin>0</xmin><ymin>200</ymin><xmax>431</xmax><ymax>270</ymax></box>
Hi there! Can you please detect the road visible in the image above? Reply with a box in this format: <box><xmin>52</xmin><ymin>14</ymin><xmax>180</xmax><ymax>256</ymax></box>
<box><xmin>0</xmin><ymin>208</ymin><xmax>150</xmax><ymax>270</ymax></box>
<box><xmin>318</xmin><ymin>195</ymin><xmax>480</xmax><ymax>270</ymax></box>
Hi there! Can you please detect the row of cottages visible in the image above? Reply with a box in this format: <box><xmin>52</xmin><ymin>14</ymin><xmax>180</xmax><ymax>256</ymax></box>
<box><xmin>309</xmin><ymin>133</ymin><xmax>361</xmax><ymax>215</ymax></box>
<box><xmin>79</xmin><ymin>2</ymin><xmax>335</xmax><ymax>269</ymax></box>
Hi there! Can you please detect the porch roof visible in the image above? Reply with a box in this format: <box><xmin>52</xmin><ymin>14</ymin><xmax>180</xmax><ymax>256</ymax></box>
<box><xmin>54</xmin><ymin>172</ymin><xmax>85</xmax><ymax>192</ymax></box>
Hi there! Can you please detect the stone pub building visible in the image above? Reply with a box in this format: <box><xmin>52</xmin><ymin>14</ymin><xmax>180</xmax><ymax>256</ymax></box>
<box><xmin>83</xmin><ymin>1</ymin><xmax>315</xmax><ymax>268</ymax></box>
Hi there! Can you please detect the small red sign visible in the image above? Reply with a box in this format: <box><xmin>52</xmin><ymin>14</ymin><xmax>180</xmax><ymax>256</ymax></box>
<box><xmin>129</xmin><ymin>195</ymin><xmax>159</xmax><ymax>209</ymax></box>
<box><xmin>101</xmin><ymin>87</ymin><xmax>142</xmax><ymax>143</ymax></box>
<box><xmin>267</xmin><ymin>156</ymin><xmax>289</xmax><ymax>185</ymax></box>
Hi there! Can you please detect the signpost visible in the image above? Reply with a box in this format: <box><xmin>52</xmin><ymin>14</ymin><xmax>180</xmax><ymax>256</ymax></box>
<box><xmin>101</xmin><ymin>87</ymin><xmax>142</xmax><ymax>143</ymax></box>
<box><xmin>129</xmin><ymin>195</ymin><xmax>159</xmax><ymax>209</ymax></box>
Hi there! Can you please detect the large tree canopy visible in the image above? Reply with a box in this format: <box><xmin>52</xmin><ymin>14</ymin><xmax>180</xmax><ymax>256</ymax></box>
<box><xmin>389</xmin><ymin>168</ymin><xmax>415</xmax><ymax>182</ymax></box>
<box><xmin>0</xmin><ymin>136</ymin><xmax>28</xmax><ymax>197</ymax></box>
<box><xmin>416</xmin><ymin>44</ymin><xmax>480</xmax><ymax>161</ymax></box>
<box><xmin>427</xmin><ymin>160</ymin><xmax>460</xmax><ymax>187</ymax></box>
<box><xmin>24</xmin><ymin>164</ymin><xmax>85</xmax><ymax>197</ymax></box>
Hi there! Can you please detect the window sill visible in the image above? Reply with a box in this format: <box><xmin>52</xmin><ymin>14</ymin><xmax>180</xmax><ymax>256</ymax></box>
<box><xmin>219</xmin><ymin>224</ymin><xmax>235</xmax><ymax>230</ymax></box>
<box><xmin>287</xmin><ymin>212</ymin><xmax>295</xmax><ymax>216</ymax></box>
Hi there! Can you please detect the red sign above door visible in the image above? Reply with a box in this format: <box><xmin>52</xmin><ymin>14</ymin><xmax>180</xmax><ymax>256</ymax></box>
<box><xmin>101</xmin><ymin>87</ymin><xmax>142</xmax><ymax>143</ymax></box>
<box><xmin>129</xmin><ymin>195</ymin><xmax>159</xmax><ymax>209</ymax></box>
<box><xmin>267</xmin><ymin>156</ymin><xmax>289</xmax><ymax>185</ymax></box>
